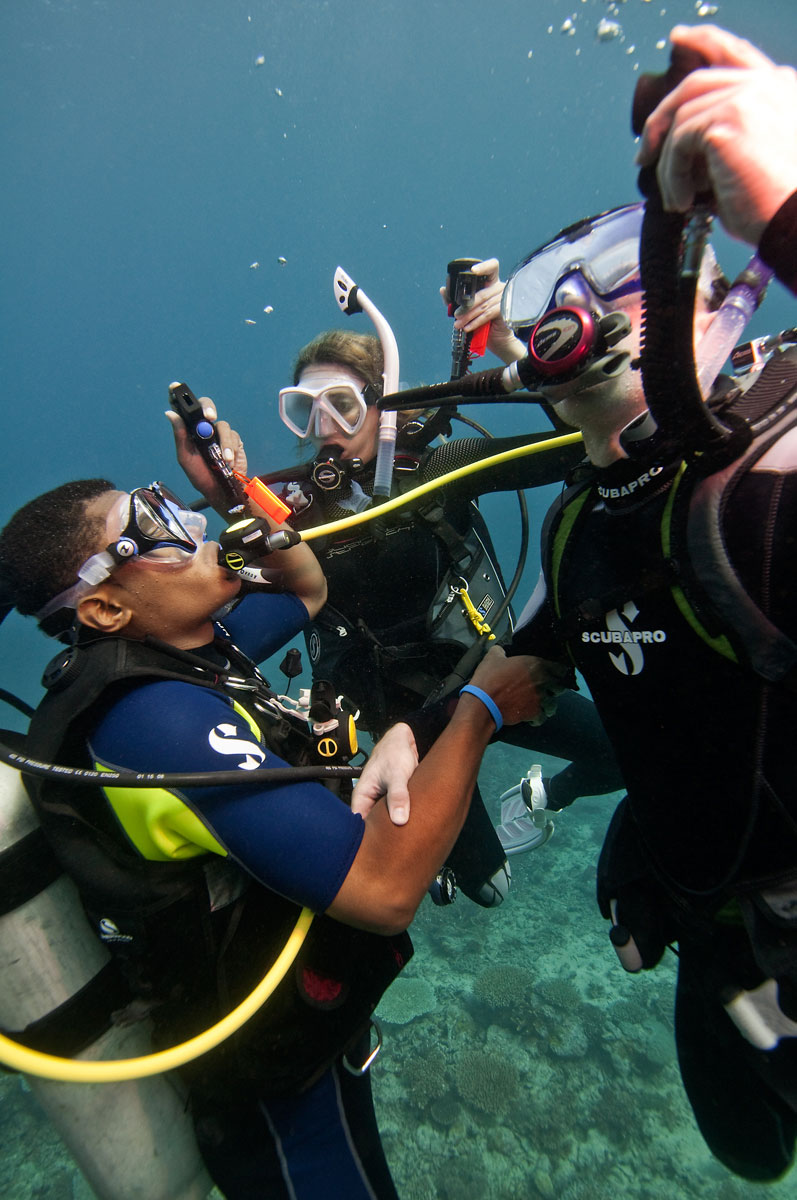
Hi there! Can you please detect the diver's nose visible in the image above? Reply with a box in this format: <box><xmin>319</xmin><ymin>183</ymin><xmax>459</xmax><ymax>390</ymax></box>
<box><xmin>314</xmin><ymin>408</ymin><xmax>337</xmax><ymax>439</ymax></box>
<box><xmin>553</xmin><ymin>271</ymin><xmax>597</xmax><ymax>313</ymax></box>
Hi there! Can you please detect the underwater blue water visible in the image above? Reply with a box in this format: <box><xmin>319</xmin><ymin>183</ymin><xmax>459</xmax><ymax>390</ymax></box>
<box><xmin>1</xmin><ymin>1</ymin><xmax>797</xmax><ymax>1196</ymax></box>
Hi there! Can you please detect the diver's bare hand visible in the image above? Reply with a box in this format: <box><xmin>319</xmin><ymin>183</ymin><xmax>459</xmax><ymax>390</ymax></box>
<box><xmin>166</xmin><ymin>398</ymin><xmax>249</xmax><ymax>515</ymax></box>
<box><xmin>352</xmin><ymin>722</ymin><xmax>419</xmax><ymax>826</ymax></box>
<box><xmin>637</xmin><ymin>25</ymin><xmax>797</xmax><ymax>245</ymax></box>
<box><xmin>468</xmin><ymin>645</ymin><xmax>569</xmax><ymax>727</ymax></box>
<box><xmin>440</xmin><ymin>259</ymin><xmax>526</xmax><ymax>365</ymax></box>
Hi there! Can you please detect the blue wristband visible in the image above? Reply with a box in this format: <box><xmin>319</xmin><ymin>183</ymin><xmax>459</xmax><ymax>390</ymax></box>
<box><xmin>459</xmin><ymin>684</ymin><xmax>503</xmax><ymax>732</ymax></box>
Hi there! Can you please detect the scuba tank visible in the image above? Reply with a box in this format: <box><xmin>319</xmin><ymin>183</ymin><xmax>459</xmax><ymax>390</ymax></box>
<box><xmin>0</xmin><ymin>754</ymin><xmax>212</xmax><ymax>1200</ymax></box>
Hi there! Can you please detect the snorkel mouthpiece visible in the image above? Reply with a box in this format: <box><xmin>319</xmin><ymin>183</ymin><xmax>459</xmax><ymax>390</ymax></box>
<box><xmin>695</xmin><ymin>257</ymin><xmax>773</xmax><ymax>396</ymax></box>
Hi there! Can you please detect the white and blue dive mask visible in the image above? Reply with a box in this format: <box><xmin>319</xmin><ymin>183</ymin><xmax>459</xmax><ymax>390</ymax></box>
<box><xmin>36</xmin><ymin>482</ymin><xmax>207</xmax><ymax>623</ymax></box>
<box><xmin>502</xmin><ymin>204</ymin><xmax>645</xmax><ymax>334</ymax></box>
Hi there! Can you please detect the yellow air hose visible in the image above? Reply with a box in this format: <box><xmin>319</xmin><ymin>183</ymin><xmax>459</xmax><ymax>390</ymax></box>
<box><xmin>0</xmin><ymin>433</ymin><xmax>583</xmax><ymax>1083</ymax></box>
<box><xmin>296</xmin><ymin>431</ymin><xmax>583</xmax><ymax>541</ymax></box>
<box><xmin>0</xmin><ymin>906</ymin><xmax>313</xmax><ymax>1082</ymax></box>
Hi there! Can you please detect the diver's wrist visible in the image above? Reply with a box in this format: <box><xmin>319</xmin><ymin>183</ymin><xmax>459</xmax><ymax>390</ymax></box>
<box><xmin>458</xmin><ymin>684</ymin><xmax>503</xmax><ymax>732</ymax></box>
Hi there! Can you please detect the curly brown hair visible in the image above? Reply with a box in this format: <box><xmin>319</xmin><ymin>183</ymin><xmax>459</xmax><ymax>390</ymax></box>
<box><xmin>0</xmin><ymin>479</ymin><xmax>114</xmax><ymax>617</ymax></box>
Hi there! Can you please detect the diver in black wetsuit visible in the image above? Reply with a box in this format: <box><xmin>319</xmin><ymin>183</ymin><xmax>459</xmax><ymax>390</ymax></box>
<box><xmin>356</xmin><ymin>24</ymin><xmax>797</xmax><ymax>1183</ymax></box>
<box><xmin>188</xmin><ymin>327</ymin><xmax>623</xmax><ymax>905</ymax></box>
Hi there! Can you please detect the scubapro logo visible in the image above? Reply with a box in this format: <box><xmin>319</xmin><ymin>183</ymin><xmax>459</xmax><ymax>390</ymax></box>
<box><xmin>581</xmin><ymin>601</ymin><xmax>666</xmax><ymax>675</ymax></box>
<box><xmin>98</xmin><ymin>917</ymin><xmax>133</xmax><ymax>943</ymax></box>
<box><xmin>597</xmin><ymin>465</ymin><xmax>663</xmax><ymax>501</ymax></box>
<box><xmin>208</xmin><ymin>723</ymin><xmax>266</xmax><ymax>770</ymax></box>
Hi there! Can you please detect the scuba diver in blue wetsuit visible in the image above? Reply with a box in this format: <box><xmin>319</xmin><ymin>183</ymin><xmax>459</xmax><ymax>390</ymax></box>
<box><xmin>0</xmin><ymin>469</ymin><xmax>550</xmax><ymax>1200</ymax></box>
<box><xmin>172</xmin><ymin>323</ymin><xmax>624</xmax><ymax>908</ymax></box>
<box><xmin>355</xmin><ymin>23</ymin><xmax>797</xmax><ymax>1185</ymax></box>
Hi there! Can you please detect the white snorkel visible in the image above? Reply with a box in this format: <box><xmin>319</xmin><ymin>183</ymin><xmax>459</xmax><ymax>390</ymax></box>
<box><xmin>333</xmin><ymin>266</ymin><xmax>400</xmax><ymax>498</ymax></box>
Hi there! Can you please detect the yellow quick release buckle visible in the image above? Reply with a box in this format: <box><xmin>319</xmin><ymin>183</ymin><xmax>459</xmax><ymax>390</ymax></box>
<box><xmin>450</xmin><ymin>578</ymin><xmax>495</xmax><ymax>641</ymax></box>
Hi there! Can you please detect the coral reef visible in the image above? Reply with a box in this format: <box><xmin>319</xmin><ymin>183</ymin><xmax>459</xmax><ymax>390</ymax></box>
<box><xmin>535</xmin><ymin>976</ymin><xmax>581</xmax><ymax>1011</ymax></box>
<box><xmin>472</xmin><ymin>963</ymin><xmax>534</xmax><ymax>1010</ymax></box>
<box><xmin>588</xmin><ymin>1083</ymin><xmax>639</xmax><ymax>1150</ymax></box>
<box><xmin>376</xmin><ymin>974</ymin><xmax>436</xmax><ymax>1025</ymax></box>
<box><xmin>433</xmin><ymin>1152</ymin><xmax>488</xmax><ymax>1199</ymax></box>
<box><xmin>453</xmin><ymin>1048</ymin><xmax>518</xmax><ymax>1115</ymax></box>
<box><xmin>546</xmin><ymin>1016</ymin><xmax>590</xmax><ymax>1059</ymax></box>
<box><xmin>403</xmin><ymin>1046</ymin><xmax>448</xmax><ymax>1110</ymax></box>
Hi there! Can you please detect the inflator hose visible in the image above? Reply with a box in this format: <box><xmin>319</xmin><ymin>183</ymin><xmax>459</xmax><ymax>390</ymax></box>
<box><xmin>633</xmin><ymin>44</ymin><xmax>748</xmax><ymax>460</ymax></box>
<box><xmin>378</xmin><ymin>370</ymin><xmax>543</xmax><ymax>410</ymax></box>
<box><xmin>637</xmin><ymin>187</ymin><xmax>734</xmax><ymax>456</ymax></box>
<box><xmin>298</xmin><ymin>431</ymin><xmax>582</xmax><ymax>542</ymax></box>
<box><xmin>0</xmin><ymin>906</ymin><xmax>313</xmax><ymax>1082</ymax></box>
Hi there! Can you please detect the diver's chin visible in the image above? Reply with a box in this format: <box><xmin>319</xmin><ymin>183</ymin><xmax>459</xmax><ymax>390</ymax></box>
<box><xmin>541</xmin><ymin>350</ymin><xmax>635</xmax><ymax>407</ymax></box>
<box><xmin>539</xmin><ymin>381</ymin><xmax>575</xmax><ymax>408</ymax></box>
<box><xmin>540</xmin><ymin>373</ymin><xmax>616</xmax><ymax>410</ymax></box>
<box><xmin>211</xmin><ymin>599</ymin><xmax>239</xmax><ymax>621</ymax></box>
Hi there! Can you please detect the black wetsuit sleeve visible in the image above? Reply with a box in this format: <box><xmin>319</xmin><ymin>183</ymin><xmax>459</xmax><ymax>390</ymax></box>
<box><xmin>758</xmin><ymin>190</ymin><xmax>797</xmax><ymax>295</ymax></box>
<box><xmin>421</xmin><ymin>433</ymin><xmax>583</xmax><ymax>503</ymax></box>
<box><xmin>507</xmin><ymin>594</ymin><xmax>563</xmax><ymax>661</ymax></box>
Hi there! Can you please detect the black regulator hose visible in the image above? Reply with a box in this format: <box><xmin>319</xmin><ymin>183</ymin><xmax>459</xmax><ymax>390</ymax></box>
<box><xmin>636</xmin><ymin>188</ymin><xmax>703</xmax><ymax>450</ymax></box>
<box><xmin>0</xmin><ymin>685</ymin><xmax>360</xmax><ymax>788</ymax></box>
<box><xmin>0</xmin><ymin>689</ymin><xmax>35</xmax><ymax>719</ymax></box>
<box><xmin>633</xmin><ymin>46</ymin><xmax>750</xmax><ymax>461</ymax></box>
<box><xmin>0</xmin><ymin>738</ymin><xmax>361</xmax><ymax>788</ymax></box>
<box><xmin>378</xmin><ymin>364</ymin><xmax>547</xmax><ymax>412</ymax></box>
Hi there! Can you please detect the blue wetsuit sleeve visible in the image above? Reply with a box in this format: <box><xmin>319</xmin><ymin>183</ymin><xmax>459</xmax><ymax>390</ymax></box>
<box><xmin>88</xmin><ymin>680</ymin><xmax>364</xmax><ymax>912</ymax></box>
<box><xmin>222</xmin><ymin>591</ymin><xmax>309</xmax><ymax>664</ymax></box>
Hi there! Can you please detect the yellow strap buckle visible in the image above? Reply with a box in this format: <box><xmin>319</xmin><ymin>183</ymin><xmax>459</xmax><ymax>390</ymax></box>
<box><xmin>452</xmin><ymin>579</ymin><xmax>495</xmax><ymax>640</ymax></box>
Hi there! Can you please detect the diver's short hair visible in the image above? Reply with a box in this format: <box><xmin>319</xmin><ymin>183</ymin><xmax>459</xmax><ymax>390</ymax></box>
<box><xmin>293</xmin><ymin>330</ymin><xmax>384</xmax><ymax>399</ymax></box>
<box><xmin>0</xmin><ymin>479</ymin><xmax>115</xmax><ymax>617</ymax></box>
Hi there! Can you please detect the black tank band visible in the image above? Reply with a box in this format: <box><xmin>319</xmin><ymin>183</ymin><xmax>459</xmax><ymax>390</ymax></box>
<box><xmin>2</xmin><ymin>960</ymin><xmax>132</xmax><ymax>1064</ymax></box>
<box><xmin>0</xmin><ymin>826</ymin><xmax>62</xmax><ymax>916</ymax></box>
